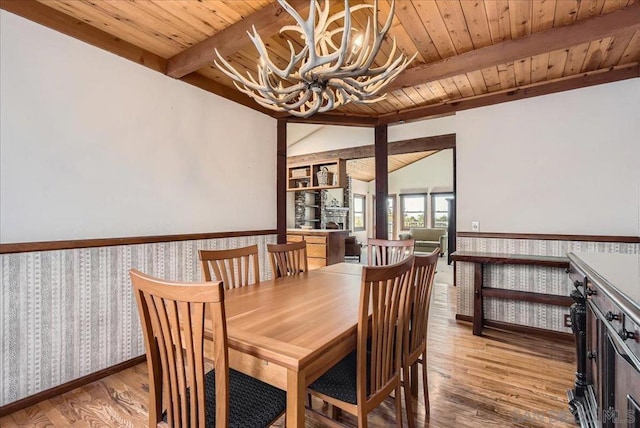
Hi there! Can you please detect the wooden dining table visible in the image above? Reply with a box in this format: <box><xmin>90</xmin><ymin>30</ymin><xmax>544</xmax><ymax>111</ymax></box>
<box><xmin>206</xmin><ymin>263</ymin><xmax>364</xmax><ymax>428</ymax></box>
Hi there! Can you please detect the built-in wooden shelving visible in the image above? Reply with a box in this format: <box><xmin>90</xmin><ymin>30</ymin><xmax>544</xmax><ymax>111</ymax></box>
<box><xmin>287</xmin><ymin>158</ymin><xmax>346</xmax><ymax>191</ymax></box>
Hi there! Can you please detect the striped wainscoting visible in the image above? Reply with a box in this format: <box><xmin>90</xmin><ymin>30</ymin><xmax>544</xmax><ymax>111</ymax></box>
<box><xmin>0</xmin><ymin>233</ymin><xmax>277</xmax><ymax>407</ymax></box>
<box><xmin>455</xmin><ymin>235</ymin><xmax>640</xmax><ymax>333</ymax></box>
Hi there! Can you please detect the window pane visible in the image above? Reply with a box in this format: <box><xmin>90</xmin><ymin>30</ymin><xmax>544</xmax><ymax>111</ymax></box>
<box><xmin>401</xmin><ymin>194</ymin><xmax>426</xmax><ymax>229</ymax></box>
<box><xmin>353</xmin><ymin>194</ymin><xmax>365</xmax><ymax>231</ymax></box>
<box><xmin>431</xmin><ymin>193</ymin><xmax>453</xmax><ymax>230</ymax></box>
<box><xmin>354</xmin><ymin>197</ymin><xmax>363</xmax><ymax>211</ymax></box>
<box><xmin>434</xmin><ymin>197</ymin><xmax>449</xmax><ymax>211</ymax></box>
<box><xmin>433</xmin><ymin>213</ymin><xmax>448</xmax><ymax>228</ymax></box>
<box><xmin>354</xmin><ymin>213</ymin><xmax>364</xmax><ymax>228</ymax></box>
<box><xmin>403</xmin><ymin>196</ymin><xmax>423</xmax><ymax>211</ymax></box>
<box><xmin>403</xmin><ymin>214</ymin><xmax>424</xmax><ymax>228</ymax></box>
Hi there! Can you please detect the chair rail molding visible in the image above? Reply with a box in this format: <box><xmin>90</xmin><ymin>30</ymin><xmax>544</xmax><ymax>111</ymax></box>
<box><xmin>0</xmin><ymin>229</ymin><xmax>277</xmax><ymax>254</ymax></box>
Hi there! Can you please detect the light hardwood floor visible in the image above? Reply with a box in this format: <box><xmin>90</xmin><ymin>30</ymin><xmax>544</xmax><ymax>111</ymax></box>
<box><xmin>1</xmin><ymin>273</ymin><xmax>577</xmax><ymax>427</ymax></box>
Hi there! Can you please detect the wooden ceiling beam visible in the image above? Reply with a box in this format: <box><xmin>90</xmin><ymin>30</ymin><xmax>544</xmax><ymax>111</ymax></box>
<box><xmin>282</xmin><ymin>113</ymin><xmax>379</xmax><ymax>127</ymax></box>
<box><xmin>166</xmin><ymin>1</ymin><xmax>309</xmax><ymax>78</ymax></box>
<box><xmin>379</xmin><ymin>64</ymin><xmax>640</xmax><ymax>125</ymax></box>
<box><xmin>287</xmin><ymin>133</ymin><xmax>455</xmax><ymax>164</ymax></box>
<box><xmin>388</xmin><ymin>3</ymin><xmax>640</xmax><ymax>92</ymax></box>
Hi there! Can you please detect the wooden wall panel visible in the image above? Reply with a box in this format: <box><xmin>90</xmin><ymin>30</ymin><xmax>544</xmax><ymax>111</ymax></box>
<box><xmin>0</xmin><ymin>233</ymin><xmax>278</xmax><ymax>407</ymax></box>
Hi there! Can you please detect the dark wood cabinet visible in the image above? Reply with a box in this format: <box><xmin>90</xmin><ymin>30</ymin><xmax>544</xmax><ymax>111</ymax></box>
<box><xmin>567</xmin><ymin>253</ymin><xmax>640</xmax><ymax>427</ymax></box>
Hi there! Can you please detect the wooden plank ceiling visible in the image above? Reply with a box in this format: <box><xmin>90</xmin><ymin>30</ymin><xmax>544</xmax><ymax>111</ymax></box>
<box><xmin>4</xmin><ymin>0</ymin><xmax>640</xmax><ymax>125</ymax></box>
<box><xmin>347</xmin><ymin>150</ymin><xmax>438</xmax><ymax>182</ymax></box>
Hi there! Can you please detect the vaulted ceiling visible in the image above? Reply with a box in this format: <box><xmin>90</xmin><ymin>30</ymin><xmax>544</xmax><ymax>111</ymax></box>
<box><xmin>347</xmin><ymin>150</ymin><xmax>438</xmax><ymax>181</ymax></box>
<box><xmin>3</xmin><ymin>0</ymin><xmax>639</xmax><ymax>126</ymax></box>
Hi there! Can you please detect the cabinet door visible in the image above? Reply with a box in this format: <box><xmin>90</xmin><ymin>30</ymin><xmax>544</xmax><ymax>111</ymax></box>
<box><xmin>610</xmin><ymin>332</ymin><xmax>640</xmax><ymax>426</ymax></box>
<box><xmin>602</xmin><ymin>331</ymin><xmax>617</xmax><ymax>427</ymax></box>
<box><xmin>307</xmin><ymin>244</ymin><xmax>328</xmax><ymax>258</ymax></box>
<box><xmin>587</xmin><ymin>305</ymin><xmax>601</xmax><ymax>406</ymax></box>
<box><xmin>308</xmin><ymin>258</ymin><xmax>327</xmax><ymax>270</ymax></box>
<box><xmin>305</xmin><ymin>236</ymin><xmax>327</xmax><ymax>244</ymax></box>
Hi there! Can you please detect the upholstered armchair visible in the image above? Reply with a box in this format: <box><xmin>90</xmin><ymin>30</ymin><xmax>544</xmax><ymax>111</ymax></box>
<box><xmin>398</xmin><ymin>228</ymin><xmax>447</xmax><ymax>256</ymax></box>
<box><xmin>344</xmin><ymin>236</ymin><xmax>361</xmax><ymax>262</ymax></box>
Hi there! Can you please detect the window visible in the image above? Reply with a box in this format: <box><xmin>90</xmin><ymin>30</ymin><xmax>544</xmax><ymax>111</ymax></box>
<box><xmin>353</xmin><ymin>194</ymin><xmax>366</xmax><ymax>231</ymax></box>
<box><xmin>386</xmin><ymin>196</ymin><xmax>396</xmax><ymax>239</ymax></box>
<box><xmin>431</xmin><ymin>193</ymin><xmax>453</xmax><ymax>229</ymax></box>
<box><xmin>400</xmin><ymin>194</ymin><xmax>427</xmax><ymax>230</ymax></box>
<box><xmin>372</xmin><ymin>195</ymin><xmax>396</xmax><ymax>239</ymax></box>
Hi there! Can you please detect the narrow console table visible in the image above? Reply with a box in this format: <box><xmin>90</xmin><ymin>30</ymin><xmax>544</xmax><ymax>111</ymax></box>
<box><xmin>567</xmin><ymin>252</ymin><xmax>640</xmax><ymax>427</ymax></box>
<box><xmin>451</xmin><ymin>251</ymin><xmax>572</xmax><ymax>336</ymax></box>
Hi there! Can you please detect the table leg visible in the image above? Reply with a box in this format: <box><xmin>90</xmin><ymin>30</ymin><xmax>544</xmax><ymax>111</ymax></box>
<box><xmin>286</xmin><ymin>368</ymin><xmax>306</xmax><ymax>428</ymax></box>
<box><xmin>410</xmin><ymin>362</ymin><xmax>418</xmax><ymax>397</ymax></box>
<box><xmin>473</xmin><ymin>262</ymin><xmax>484</xmax><ymax>336</ymax></box>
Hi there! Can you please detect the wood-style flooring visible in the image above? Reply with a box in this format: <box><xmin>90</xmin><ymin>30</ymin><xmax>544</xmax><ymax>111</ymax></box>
<box><xmin>1</xmin><ymin>275</ymin><xmax>577</xmax><ymax>427</ymax></box>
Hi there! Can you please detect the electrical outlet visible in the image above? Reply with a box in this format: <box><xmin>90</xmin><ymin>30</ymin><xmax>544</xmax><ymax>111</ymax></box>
<box><xmin>471</xmin><ymin>221</ymin><xmax>480</xmax><ymax>232</ymax></box>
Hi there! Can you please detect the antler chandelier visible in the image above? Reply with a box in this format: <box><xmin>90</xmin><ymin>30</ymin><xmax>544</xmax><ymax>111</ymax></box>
<box><xmin>214</xmin><ymin>0</ymin><xmax>415</xmax><ymax>118</ymax></box>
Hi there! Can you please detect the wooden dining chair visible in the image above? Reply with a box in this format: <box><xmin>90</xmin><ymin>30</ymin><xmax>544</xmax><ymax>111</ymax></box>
<box><xmin>367</xmin><ymin>238</ymin><xmax>415</xmax><ymax>266</ymax></box>
<box><xmin>307</xmin><ymin>256</ymin><xmax>415</xmax><ymax>428</ymax></box>
<box><xmin>199</xmin><ymin>244</ymin><xmax>260</xmax><ymax>289</ymax></box>
<box><xmin>402</xmin><ymin>248</ymin><xmax>439</xmax><ymax>428</ymax></box>
<box><xmin>129</xmin><ymin>269</ymin><xmax>286</xmax><ymax>428</ymax></box>
<box><xmin>267</xmin><ymin>241</ymin><xmax>308</xmax><ymax>278</ymax></box>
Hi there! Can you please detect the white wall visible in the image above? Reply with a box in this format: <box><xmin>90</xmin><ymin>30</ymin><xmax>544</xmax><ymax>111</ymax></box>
<box><xmin>0</xmin><ymin>11</ymin><xmax>277</xmax><ymax>244</ymax></box>
<box><xmin>287</xmin><ymin>123</ymin><xmax>324</xmax><ymax>147</ymax></box>
<box><xmin>386</xmin><ymin>150</ymin><xmax>453</xmax><ymax>195</ymax></box>
<box><xmin>286</xmin><ymin>79</ymin><xmax>640</xmax><ymax>239</ymax></box>
<box><xmin>388</xmin><ymin>115</ymin><xmax>456</xmax><ymax>142</ymax></box>
<box><xmin>287</xmin><ymin>115</ymin><xmax>455</xmax><ymax>150</ymax></box>
<box><xmin>287</xmin><ymin>124</ymin><xmax>374</xmax><ymax>155</ymax></box>
<box><xmin>456</xmin><ymin>79</ymin><xmax>640</xmax><ymax>235</ymax></box>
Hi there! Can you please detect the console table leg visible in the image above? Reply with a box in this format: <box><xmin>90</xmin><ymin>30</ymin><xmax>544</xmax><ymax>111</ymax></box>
<box><xmin>569</xmin><ymin>289</ymin><xmax>588</xmax><ymax>398</ymax></box>
<box><xmin>473</xmin><ymin>262</ymin><xmax>484</xmax><ymax>336</ymax></box>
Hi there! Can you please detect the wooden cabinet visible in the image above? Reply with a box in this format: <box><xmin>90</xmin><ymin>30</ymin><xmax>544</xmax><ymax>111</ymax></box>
<box><xmin>286</xmin><ymin>230</ymin><xmax>349</xmax><ymax>270</ymax></box>
<box><xmin>287</xmin><ymin>158</ymin><xmax>346</xmax><ymax>191</ymax></box>
<box><xmin>567</xmin><ymin>253</ymin><xmax>640</xmax><ymax>427</ymax></box>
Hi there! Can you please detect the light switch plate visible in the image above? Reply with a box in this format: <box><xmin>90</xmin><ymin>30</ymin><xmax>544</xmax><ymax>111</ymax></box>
<box><xmin>471</xmin><ymin>221</ymin><xmax>480</xmax><ymax>232</ymax></box>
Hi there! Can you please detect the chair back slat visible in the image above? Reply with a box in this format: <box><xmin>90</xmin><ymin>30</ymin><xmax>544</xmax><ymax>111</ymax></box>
<box><xmin>358</xmin><ymin>256</ymin><xmax>414</xmax><ymax>405</ymax></box>
<box><xmin>267</xmin><ymin>241</ymin><xmax>308</xmax><ymax>278</ymax></box>
<box><xmin>405</xmin><ymin>249</ymin><xmax>439</xmax><ymax>361</ymax></box>
<box><xmin>199</xmin><ymin>245</ymin><xmax>260</xmax><ymax>289</ymax></box>
<box><xmin>130</xmin><ymin>269</ymin><xmax>229</xmax><ymax>428</ymax></box>
<box><xmin>367</xmin><ymin>239</ymin><xmax>415</xmax><ymax>266</ymax></box>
